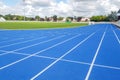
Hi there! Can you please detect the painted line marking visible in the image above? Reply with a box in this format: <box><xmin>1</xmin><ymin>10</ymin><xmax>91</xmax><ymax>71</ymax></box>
<box><xmin>94</xmin><ymin>64</ymin><xmax>120</xmax><ymax>70</ymax></box>
<box><xmin>0</xmin><ymin>50</ymin><xmax>58</xmax><ymax>60</ymax></box>
<box><xmin>0</xmin><ymin>35</ymin><xmax>65</xmax><ymax>56</ymax></box>
<box><xmin>85</xmin><ymin>27</ymin><xmax>107</xmax><ymax>80</ymax></box>
<box><xmin>0</xmin><ymin>36</ymin><xmax>46</xmax><ymax>48</ymax></box>
<box><xmin>1</xmin><ymin>49</ymin><xmax>120</xmax><ymax>71</ymax></box>
<box><xmin>111</xmin><ymin>24</ymin><xmax>120</xmax><ymax>44</ymax></box>
<box><xmin>30</xmin><ymin>32</ymin><xmax>95</xmax><ymax>80</ymax></box>
<box><xmin>0</xmin><ymin>34</ymin><xmax>81</xmax><ymax>70</ymax></box>
<box><xmin>113</xmin><ymin>30</ymin><xmax>120</xmax><ymax>44</ymax></box>
<box><xmin>0</xmin><ymin>38</ymin><xmax>24</xmax><ymax>44</ymax></box>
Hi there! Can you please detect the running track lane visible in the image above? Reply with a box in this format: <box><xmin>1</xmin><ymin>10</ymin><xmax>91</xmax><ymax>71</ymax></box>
<box><xmin>0</xmin><ymin>24</ymin><xmax>120</xmax><ymax>80</ymax></box>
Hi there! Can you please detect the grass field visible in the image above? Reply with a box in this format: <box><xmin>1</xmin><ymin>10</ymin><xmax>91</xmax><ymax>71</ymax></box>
<box><xmin>0</xmin><ymin>21</ymin><xmax>88</xmax><ymax>30</ymax></box>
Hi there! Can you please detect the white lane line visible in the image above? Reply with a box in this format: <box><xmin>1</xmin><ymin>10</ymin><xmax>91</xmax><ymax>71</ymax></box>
<box><xmin>94</xmin><ymin>64</ymin><xmax>120</xmax><ymax>70</ymax></box>
<box><xmin>0</xmin><ymin>36</ymin><xmax>64</xmax><ymax>56</ymax></box>
<box><xmin>111</xmin><ymin>24</ymin><xmax>120</xmax><ymax>44</ymax></box>
<box><xmin>30</xmin><ymin>32</ymin><xmax>95</xmax><ymax>80</ymax></box>
<box><xmin>85</xmin><ymin>27</ymin><xmax>107</xmax><ymax>80</ymax></box>
<box><xmin>1</xmin><ymin>49</ymin><xmax>120</xmax><ymax>71</ymax></box>
<box><xmin>0</xmin><ymin>34</ymin><xmax>81</xmax><ymax>70</ymax></box>
<box><xmin>113</xmin><ymin>30</ymin><xmax>120</xmax><ymax>44</ymax></box>
<box><xmin>0</xmin><ymin>50</ymin><xmax>90</xmax><ymax>66</ymax></box>
<box><xmin>0</xmin><ymin>52</ymin><xmax>8</xmax><ymax>56</ymax></box>
<box><xmin>0</xmin><ymin>38</ymin><xmax>24</xmax><ymax>44</ymax></box>
<box><xmin>0</xmin><ymin>50</ymin><xmax>58</xmax><ymax>60</ymax></box>
<box><xmin>61</xmin><ymin>60</ymin><xmax>120</xmax><ymax>71</ymax></box>
<box><xmin>0</xmin><ymin>36</ymin><xmax>46</xmax><ymax>48</ymax></box>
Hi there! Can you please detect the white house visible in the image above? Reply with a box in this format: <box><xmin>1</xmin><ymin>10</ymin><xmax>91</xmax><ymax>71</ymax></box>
<box><xmin>81</xmin><ymin>17</ymin><xmax>90</xmax><ymax>22</ymax></box>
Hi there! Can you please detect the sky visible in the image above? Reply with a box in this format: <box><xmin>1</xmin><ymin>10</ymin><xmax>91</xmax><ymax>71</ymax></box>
<box><xmin>0</xmin><ymin>0</ymin><xmax>120</xmax><ymax>17</ymax></box>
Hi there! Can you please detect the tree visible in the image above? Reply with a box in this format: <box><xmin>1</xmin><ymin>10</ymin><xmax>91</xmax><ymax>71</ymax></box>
<box><xmin>77</xmin><ymin>17</ymin><xmax>82</xmax><ymax>22</ymax></box>
<box><xmin>15</xmin><ymin>15</ymin><xmax>24</xmax><ymax>20</ymax></box>
<box><xmin>57</xmin><ymin>17</ymin><xmax>64</xmax><ymax>21</ymax></box>
<box><xmin>90</xmin><ymin>15</ymin><xmax>109</xmax><ymax>22</ymax></box>
<box><xmin>4</xmin><ymin>14</ymin><xmax>12</xmax><ymax>20</ymax></box>
<box><xmin>53</xmin><ymin>15</ymin><xmax>57</xmax><ymax>22</ymax></box>
<box><xmin>67</xmin><ymin>17</ymin><xmax>73</xmax><ymax>21</ymax></box>
<box><xmin>35</xmin><ymin>16</ymin><xmax>40</xmax><ymax>21</ymax></box>
<box><xmin>107</xmin><ymin>11</ymin><xmax>118</xmax><ymax>21</ymax></box>
<box><xmin>0</xmin><ymin>14</ymin><xmax>3</xmax><ymax>17</ymax></box>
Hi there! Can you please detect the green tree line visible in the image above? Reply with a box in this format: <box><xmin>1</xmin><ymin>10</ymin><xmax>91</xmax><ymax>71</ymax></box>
<box><xmin>0</xmin><ymin>11</ymin><xmax>119</xmax><ymax>22</ymax></box>
<box><xmin>90</xmin><ymin>11</ymin><xmax>118</xmax><ymax>22</ymax></box>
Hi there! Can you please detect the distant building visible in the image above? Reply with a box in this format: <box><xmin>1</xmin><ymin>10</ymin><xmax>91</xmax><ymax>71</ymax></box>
<box><xmin>81</xmin><ymin>17</ymin><xmax>90</xmax><ymax>22</ymax></box>
<box><xmin>117</xmin><ymin>9</ymin><xmax>120</xmax><ymax>20</ymax></box>
<box><xmin>62</xmin><ymin>17</ymin><xmax>67</xmax><ymax>22</ymax></box>
<box><xmin>0</xmin><ymin>17</ymin><xmax>6</xmax><ymax>21</ymax></box>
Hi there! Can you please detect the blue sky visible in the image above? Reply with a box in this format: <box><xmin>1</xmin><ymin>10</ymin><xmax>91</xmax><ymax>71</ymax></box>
<box><xmin>2</xmin><ymin>0</ymin><xmax>67</xmax><ymax>6</ymax></box>
<box><xmin>0</xmin><ymin>0</ymin><xmax>120</xmax><ymax>17</ymax></box>
<box><xmin>2</xmin><ymin>0</ymin><xmax>20</xmax><ymax>6</ymax></box>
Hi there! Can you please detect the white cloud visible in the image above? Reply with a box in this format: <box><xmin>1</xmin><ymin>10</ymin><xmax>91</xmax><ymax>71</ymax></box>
<box><xmin>24</xmin><ymin>0</ymin><xmax>53</xmax><ymax>7</ymax></box>
<box><xmin>0</xmin><ymin>2</ymin><xmax>11</xmax><ymax>15</ymax></box>
<box><xmin>0</xmin><ymin>0</ymin><xmax>120</xmax><ymax>17</ymax></box>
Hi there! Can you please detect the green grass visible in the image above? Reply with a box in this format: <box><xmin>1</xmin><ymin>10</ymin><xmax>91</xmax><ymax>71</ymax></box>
<box><xmin>0</xmin><ymin>21</ymin><xmax>88</xmax><ymax>30</ymax></box>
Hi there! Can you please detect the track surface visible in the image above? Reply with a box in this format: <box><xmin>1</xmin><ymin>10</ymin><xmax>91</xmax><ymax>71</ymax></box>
<box><xmin>0</xmin><ymin>24</ymin><xmax>120</xmax><ymax>80</ymax></box>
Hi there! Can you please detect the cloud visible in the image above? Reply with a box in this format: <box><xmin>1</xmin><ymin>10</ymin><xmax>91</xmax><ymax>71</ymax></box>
<box><xmin>0</xmin><ymin>2</ymin><xmax>8</xmax><ymax>9</ymax></box>
<box><xmin>0</xmin><ymin>2</ymin><xmax>11</xmax><ymax>15</ymax></box>
<box><xmin>0</xmin><ymin>0</ymin><xmax>120</xmax><ymax>17</ymax></box>
<box><xmin>24</xmin><ymin>0</ymin><xmax>52</xmax><ymax>7</ymax></box>
<box><xmin>72</xmin><ymin>0</ymin><xmax>96</xmax><ymax>2</ymax></box>
<box><xmin>96</xmin><ymin>0</ymin><xmax>119</xmax><ymax>13</ymax></box>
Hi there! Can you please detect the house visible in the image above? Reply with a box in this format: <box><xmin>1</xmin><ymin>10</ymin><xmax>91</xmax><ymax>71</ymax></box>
<box><xmin>117</xmin><ymin>9</ymin><xmax>120</xmax><ymax>20</ymax></box>
<box><xmin>81</xmin><ymin>17</ymin><xmax>90</xmax><ymax>22</ymax></box>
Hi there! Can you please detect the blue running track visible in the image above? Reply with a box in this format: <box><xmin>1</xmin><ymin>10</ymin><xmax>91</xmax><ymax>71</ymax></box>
<box><xmin>0</xmin><ymin>24</ymin><xmax>120</xmax><ymax>80</ymax></box>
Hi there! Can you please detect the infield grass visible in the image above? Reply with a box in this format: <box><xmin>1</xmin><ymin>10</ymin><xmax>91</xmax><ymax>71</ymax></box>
<box><xmin>0</xmin><ymin>21</ymin><xmax>88</xmax><ymax>30</ymax></box>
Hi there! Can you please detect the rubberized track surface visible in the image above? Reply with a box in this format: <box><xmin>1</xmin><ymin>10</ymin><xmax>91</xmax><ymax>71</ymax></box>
<box><xmin>0</xmin><ymin>24</ymin><xmax>120</xmax><ymax>80</ymax></box>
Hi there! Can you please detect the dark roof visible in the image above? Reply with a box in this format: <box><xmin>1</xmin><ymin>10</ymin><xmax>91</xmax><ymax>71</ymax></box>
<box><xmin>118</xmin><ymin>9</ymin><xmax>120</xmax><ymax>13</ymax></box>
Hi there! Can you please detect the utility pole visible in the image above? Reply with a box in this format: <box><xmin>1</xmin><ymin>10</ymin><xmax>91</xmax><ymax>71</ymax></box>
<box><xmin>23</xmin><ymin>0</ymin><xmax>26</xmax><ymax>21</ymax></box>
